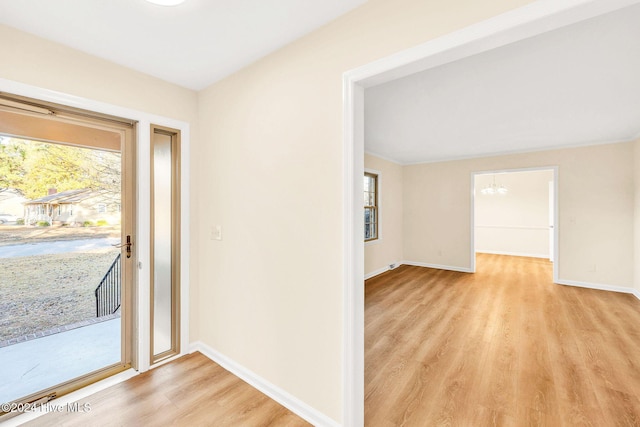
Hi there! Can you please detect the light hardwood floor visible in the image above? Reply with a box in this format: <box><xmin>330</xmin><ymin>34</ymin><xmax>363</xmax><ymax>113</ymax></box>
<box><xmin>365</xmin><ymin>254</ymin><xmax>640</xmax><ymax>426</ymax></box>
<box><xmin>24</xmin><ymin>352</ymin><xmax>311</xmax><ymax>426</ymax></box>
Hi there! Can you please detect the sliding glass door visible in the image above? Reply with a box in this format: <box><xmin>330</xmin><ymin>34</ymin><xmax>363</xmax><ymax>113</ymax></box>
<box><xmin>0</xmin><ymin>94</ymin><xmax>135</xmax><ymax>415</ymax></box>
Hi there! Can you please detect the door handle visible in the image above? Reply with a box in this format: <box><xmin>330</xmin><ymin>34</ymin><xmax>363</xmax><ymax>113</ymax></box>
<box><xmin>112</xmin><ymin>235</ymin><xmax>133</xmax><ymax>258</ymax></box>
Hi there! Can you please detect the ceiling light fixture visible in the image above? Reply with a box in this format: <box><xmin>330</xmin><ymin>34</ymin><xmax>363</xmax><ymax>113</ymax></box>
<box><xmin>145</xmin><ymin>0</ymin><xmax>186</xmax><ymax>6</ymax></box>
<box><xmin>480</xmin><ymin>175</ymin><xmax>508</xmax><ymax>195</ymax></box>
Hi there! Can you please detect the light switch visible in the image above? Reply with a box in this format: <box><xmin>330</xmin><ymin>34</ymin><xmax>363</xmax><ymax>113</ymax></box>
<box><xmin>211</xmin><ymin>225</ymin><xmax>222</xmax><ymax>241</ymax></box>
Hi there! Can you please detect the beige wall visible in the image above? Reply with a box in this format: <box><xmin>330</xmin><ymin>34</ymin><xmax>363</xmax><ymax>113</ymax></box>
<box><xmin>364</xmin><ymin>154</ymin><xmax>403</xmax><ymax>277</ymax></box>
<box><xmin>404</xmin><ymin>142</ymin><xmax>635</xmax><ymax>287</ymax></box>
<box><xmin>3</xmin><ymin>1</ymin><xmax>635</xmax><ymax>423</ymax></box>
<box><xmin>0</xmin><ymin>24</ymin><xmax>197</xmax><ymax>122</ymax></box>
<box><xmin>0</xmin><ymin>0</ymin><xmax>557</xmax><ymax>423</ymax></box>
<box><xmin>0</xmin><ymin>24</ymin><xmax>201</xmax><ymax>348</ymax></box>
<box><xmin>475</xmin><ymin>170</ymin><xmax>553</xmax><ymax>258</ymax></box>
<box><xmin>195</xmin><ymin>0</ymin><xmax>534</xmax><ymax>422</ymax></box>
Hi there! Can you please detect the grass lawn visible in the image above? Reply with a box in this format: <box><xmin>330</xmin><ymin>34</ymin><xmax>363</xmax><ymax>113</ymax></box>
<box><xmin>0</xmin><ymin>227</ymin><xmax>121</xmax><ymax>342</ymax></box>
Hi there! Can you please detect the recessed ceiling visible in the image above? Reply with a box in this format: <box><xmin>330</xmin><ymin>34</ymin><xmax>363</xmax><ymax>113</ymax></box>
<box><xmin>0</xmin><ymin>0</ymin><xmax>367</xmax><ymax>91</ymax></box>
<box><xmin>365</xmin><ymin>4</ymin><xmax>640</xmax><ymax>165</ymax></box>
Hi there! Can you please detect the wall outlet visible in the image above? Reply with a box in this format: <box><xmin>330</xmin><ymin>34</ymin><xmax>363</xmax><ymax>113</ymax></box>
<box><xmin>211</xmin><ymin>225</ymin><xmax>222</xmax><ymax>241</ymax></box>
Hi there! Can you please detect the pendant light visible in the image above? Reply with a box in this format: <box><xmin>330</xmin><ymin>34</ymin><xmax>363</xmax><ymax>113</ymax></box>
<box><xmin>480</xmin><ymin>175</ymin><xmax>508</xmax><ymax>195</ymax></box>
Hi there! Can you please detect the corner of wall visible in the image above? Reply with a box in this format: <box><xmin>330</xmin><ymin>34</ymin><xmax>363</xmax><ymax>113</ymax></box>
<box><xmin>633</xmin><ymin>138</ymin><xmax>640</xmax><ymax>292</ymax></box>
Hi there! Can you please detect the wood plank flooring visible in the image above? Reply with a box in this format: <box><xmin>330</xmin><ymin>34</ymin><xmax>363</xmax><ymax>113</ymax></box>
<box><xmin>24</xmin><ymin>352</ymin><xmax>311</xmax><ymax>427</ymax></box>
<box><xmin>365</xmin><ymin>254</ymin><xmax>640</xmax><ymax>426</ymax></box>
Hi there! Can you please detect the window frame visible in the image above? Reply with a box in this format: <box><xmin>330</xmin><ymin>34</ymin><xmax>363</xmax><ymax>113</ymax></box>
<box><xmin>364</xmin><ymin>170</ymin><xmax>380</xmax><ymax>243</ymax></box>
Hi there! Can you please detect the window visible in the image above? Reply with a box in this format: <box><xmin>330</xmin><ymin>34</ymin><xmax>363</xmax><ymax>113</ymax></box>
<box><xmin>364</xmin><ymin>172</ymin><xmax>378</xmax><ymax>241</ymax></box>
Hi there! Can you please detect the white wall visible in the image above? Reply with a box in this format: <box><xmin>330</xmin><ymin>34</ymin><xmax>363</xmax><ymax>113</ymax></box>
<box><xmin>364</xmin><ymin>154</ymin><xmax>403</xmax><ymax>278</ymax></box>
<box><xmin>474</xmin><ymin>170</ymin><xmax>554</xmax><ymax>258</ymax></box>
<box><xmin>403</xmin><ymin>142</ymin><xmax>635</xmax><ymax>288</ymax></box>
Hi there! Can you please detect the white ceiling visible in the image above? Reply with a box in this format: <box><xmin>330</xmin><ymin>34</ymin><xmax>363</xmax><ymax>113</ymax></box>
<box><xmin>365</xmin><ymin>4</ymin><xmax>640</xmax><ymax>165</ymax></box>
<box><xmin>0</xmin><ymin>0</ymin><xmax>367</xmax><ymax>91</ymax></box>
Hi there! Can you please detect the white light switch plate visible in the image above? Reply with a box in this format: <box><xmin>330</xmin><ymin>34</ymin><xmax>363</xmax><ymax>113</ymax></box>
<box><xmin>211</xmin><ymin>225</ymin><xmax>222</xmax><ymax>241</ymax></box>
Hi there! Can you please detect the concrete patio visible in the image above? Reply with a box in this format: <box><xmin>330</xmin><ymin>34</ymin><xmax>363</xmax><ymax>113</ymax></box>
<box><xmin>0</xmin><ymin>318</ymin><xmax>120</xmax><ymax>404</ymax></box>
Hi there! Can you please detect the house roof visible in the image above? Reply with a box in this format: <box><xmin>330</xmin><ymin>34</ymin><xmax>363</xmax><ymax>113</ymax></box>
<box><xmin>25</xmin><ymin>189</ymin><xmax>94</xmax><ymax>205</ymax></box>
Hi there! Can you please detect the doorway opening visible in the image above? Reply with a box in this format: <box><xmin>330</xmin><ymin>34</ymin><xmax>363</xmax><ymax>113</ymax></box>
<box><xmin>0</xmin><ymin>93</ymin><xmax>136</xmax><ymax>414</ymax></box>
<box><xmin>472</xmin><ymin>167</ymin><xmax>558</xmax><ymax>282</ymax></box>
<box><xmin>344</xmin><ymin>1</ymin><xmax>635</xmax><ymax>425</ymax></box>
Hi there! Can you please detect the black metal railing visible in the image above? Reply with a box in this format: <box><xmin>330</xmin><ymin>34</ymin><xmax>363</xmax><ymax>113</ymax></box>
<box><xmin>95</xmin><ymin>253</ymin><xmax>121</xmax><ymax>317</ymax></box>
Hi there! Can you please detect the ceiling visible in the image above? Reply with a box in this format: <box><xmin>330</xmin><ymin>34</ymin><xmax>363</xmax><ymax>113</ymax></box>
<box><xmin>365</xmin><ymin>4</ymin><xmax>640</xmax><ymax>165</ymax></box>
<box><xmin>0</xmin><ymin>0</ymin><xmax>367</xmax><ymax>91</ymax></box>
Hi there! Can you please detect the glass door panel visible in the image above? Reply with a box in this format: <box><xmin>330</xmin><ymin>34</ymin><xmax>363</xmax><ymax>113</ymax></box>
<box><xmin>150</xmin><ymin>125</ymin><xmax>180</xmax><ymax>363</ymax></box>
<box><xmin>0</xmin><ymin>95</ymin><xmax>134</xmax><ymax>415</ymax></box>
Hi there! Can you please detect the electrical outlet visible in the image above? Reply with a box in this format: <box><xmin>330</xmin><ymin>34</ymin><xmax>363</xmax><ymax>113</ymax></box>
<box><xmin>210</xmin><ymin>225</ymin><xmax>222</xmax><ymax>241</ymax></box>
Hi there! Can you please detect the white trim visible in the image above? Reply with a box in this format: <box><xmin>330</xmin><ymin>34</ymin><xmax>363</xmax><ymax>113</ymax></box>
<box><xmin>474</xmin><ymin>165</ymin><xmax>559</xmax><ymax>175</ymax></box>
<box><xmin>3</xmin><ymin>369</ymin><xmax>138</xmax><ymax>426</ymax></box>
<box><xmin>179</xmin><ymin>126</ymin><xmax>191</xmax><ymax>363</ymax></box>
<box><xmin>475</xmin><ymin>225</ymin><xmax>549</xmax><ymax>230</ymax></box>
<box><xmin>475</xmin><ymin>250</ymin><xmax>550</xmax><ymax>259</ymax></box>
<box><xmin>364</xmin><ymin>150</ymin><xmax>404</xmax><ymax>165</ymax></box>
<box><xmin>402</xmin><ymin>261</ymin><xmax>473</xmax><ymax>274</ymax></box>
<box><xmin>470</xmin><ymin>173</ymin><xmax>476</xmax><ymax>274</ymax></box>
<box><xmin>343</xmin><ymin>75</ymin><xmax>364</xmax><ymax>427</ymax></box>
<box><xmin>363</xmin><ymin>167</ymin><xmax>381</xmax><ymax>176</ymax></box>
<box><xmin>399</xmin><ymin>135</ymin><xmax>640</xmax><ymax>166</ymax></box>
<box><xmin>351</xmin><ymin>0</ymin><xmax>640</xmax><ymax>88</ymax></box>
<box><xmin>556</xmin><ymin>279</ymin><xmax>638</xmax><ymax>297</ymax></box>
<box><xmin>364</xmin><ymin>238</ymin><xmax>382</xmax><ymax>246</ymax></box>
<box><xmin>364</xmin><ymin>262</ymin><xmax>403</xmax><ymax>280</ymax></box>
<box><xmin>344</xmin><ymin>2</ymin><xmax>640</xmax><ymax>425</ymax></box>
<box><xmin>189</xmin><ymin>342</ymin><xmax>340</xmax><ymax>427</ymax></box>
<box><xmin>0</xmin><ymin>78</ymin><xmax>191</xmax><ymax>375</ymax></box>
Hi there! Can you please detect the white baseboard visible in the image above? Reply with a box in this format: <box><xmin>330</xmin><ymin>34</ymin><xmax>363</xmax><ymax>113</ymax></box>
<box><xmin>402</xmin><ymin>260</ymin><xmax>473</xmax><ymax>273</ymax></box>
<box><xmin>189</xmin><ymin>341</ymin><xmax>340</xmax><ymax>427</ymax></box>
<box><xmin>556</xmin><ymin>279</ymin><xmax>640</xmax><ymax>300</ymax></box>
<box><xmin>475</xmin><ymin>250</ymin><xmax>550</xmax><ymax>259</ymax></box>
<box><xmin>364</xmin><ymin>261</ymin><xmax>403</xmax><ymax>280</ymax></box>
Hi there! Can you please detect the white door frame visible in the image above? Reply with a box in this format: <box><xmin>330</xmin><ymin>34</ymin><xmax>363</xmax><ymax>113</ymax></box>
<box><xmin>470</xmin><ymin>166</ymin><xmax>559</xmax><ymax>283</ymax></box>
<box><xmin>342</xmin><ymin>0</ymin><xmax>639</xmax><ymax>425</ymax></box>
<box><xmin>0</xmin><ymin>78</ymin><xmax>191</xmax><ymax>375</ymax></box>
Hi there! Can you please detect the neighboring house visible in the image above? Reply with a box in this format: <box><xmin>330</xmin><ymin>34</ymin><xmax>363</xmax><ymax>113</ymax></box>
<box><xmin>0</xmin><ymin>188</ymin><xmax>26</xmax><ymax>218</ymax></box>
<box><xmin>23</xmin><ymin>188</ymin><xmax>121</xmax><ymax>226</ymax></box>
